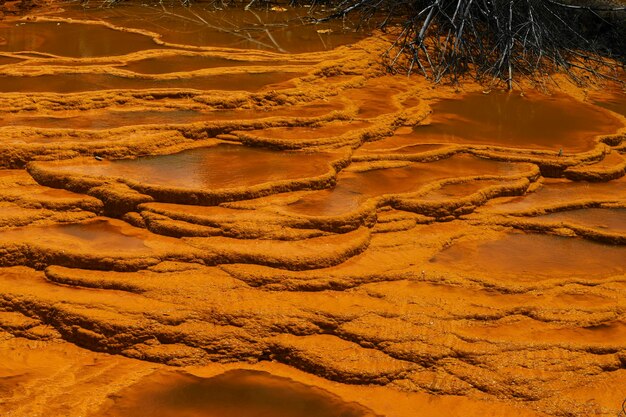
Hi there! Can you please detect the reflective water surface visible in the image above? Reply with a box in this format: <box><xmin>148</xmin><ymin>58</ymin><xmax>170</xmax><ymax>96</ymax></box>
<box><xmin>0</xmin><ymin>71</ymin><xmax>300</xmax><ymax>93</ymax></box>
<box><xmin>57</xmin><ymin>144</ymin><xmax>336</xmax><ymax>189</ymax></box>
<box><xmin>431</xmin><ymin>232</ymin><xmax>626</xmax><ymax>279</ymax></box>
<box><xmin>409</xmin><ymin>92</ymin><xmax>621</xmax><ymax>151</ymax></box>
<box><xmin>288</xmin><ymin>155</ymin><xmax>529</xmax><ymax>215</ymax></box>
<box><xmin>0</xmin><ymin>219</ymin><xmax>148</xmax><ymax>252</ymax></box>
<box><xmin>62</xmin><ymin>2</ymin><xmax>368</xmax><ymax>53</ymax></box>
<box><xmin>98</xmin><ymin>369</ymin><xmax>378</xmax><ymax>417</ymax></box>
<box><xmin>0</xmin><ymin>21</ymin><xmax>164</xmax><ymax>57</ymax></box>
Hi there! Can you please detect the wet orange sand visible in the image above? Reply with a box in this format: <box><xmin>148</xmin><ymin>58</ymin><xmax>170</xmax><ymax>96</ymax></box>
<box><xmin>1</xmin><ymin>2</ymin><xmax>626</xmax><ymax>417</ymax></box>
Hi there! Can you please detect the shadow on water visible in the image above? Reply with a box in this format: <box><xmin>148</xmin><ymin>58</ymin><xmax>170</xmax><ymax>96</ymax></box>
<box><xmin>97</xmin><ymin>369</ymin><xmax>379</xmax><ymax>417</ymax></box>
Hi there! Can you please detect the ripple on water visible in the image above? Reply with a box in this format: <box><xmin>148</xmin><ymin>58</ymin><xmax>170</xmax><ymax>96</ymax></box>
<box><xmin>97</xmin><ymin>369</ymin><xmax>377</xmax><ymax>417</ymax></box>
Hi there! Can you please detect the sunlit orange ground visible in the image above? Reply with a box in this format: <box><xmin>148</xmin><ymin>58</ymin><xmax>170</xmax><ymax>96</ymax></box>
<box><xmin>1</xmin><ymin>2</ymin><xmax>626</xmax><ymax>417</ymax></box>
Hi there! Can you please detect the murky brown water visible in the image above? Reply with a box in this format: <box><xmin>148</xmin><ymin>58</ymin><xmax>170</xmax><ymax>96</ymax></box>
<box><xmin>591</xmin><ymin>84</ymin><xmax>626</xmax><ymax>117</ymax></box>
<box><xmin>97</xmin><ymin>370</ymin><xmax>377</xmax><ymax>417</ymax></box>
<box><xmin>0</xmin><ymin>219</ymin><xmax>148</xmax><ymax>252</ymax></box>
<box><xmin>537</xmin><ymin>208</ymin><xmax>626</xmax><ymax>232</ymax></box>
<box><xmin>2</xmin><ymin>109</ymin><xmax>208</xmax><ymax>129</ymax></box>
<box><xmin>485</xmin><ymin>177</ymin><xmax>626</xmax><ymax>213</ymax></box>
<box><xmin>420</xmin><ymin>180</ymin><xmax>509</xmax><ymax>200</ymax></box>
<box><xmin>55</xmin><ymin>144</ymin><xmax>336</xmax><ymax>189</ymax></box>
<box><xmin>0</xmin><ymin>71</ymin><xmax>300</xmax><ymax>93</ymax></box>
<box><xmin>0</xmin><ymin>55</ymin><xmax>22</xmax><ymax>65</ymax></box>
<box><xmin>123</xmin><ymin>55</ymin><xmax>282</xmax><ymax>75</ymax></box>
<box><xmin>431</xmin><ymin>232</ymin><xmax>626</xmax><ymax>279</ymax></box>
<box><xmin>409</xmin><ymin>92</ymin><xmax>621</xmax><ymax>151</ymax></box>
<box><xmin>0</xmin><ymin>21</ymin><xmax>164</xmax><ymax>57</ymax></box>
<box><xmin>62</xmin><ymin>2</ymin><xmax>367</xmax><ymax>53</ymax></box>
<box><xmin>287</xmin><ymin>155</ymin><xmax>530</xmax><ymax>215</ymax></box>
<box><xmin>1</xmin><ymin>101</ymin><xmax>343</xmax><ymax>130</ymax></box>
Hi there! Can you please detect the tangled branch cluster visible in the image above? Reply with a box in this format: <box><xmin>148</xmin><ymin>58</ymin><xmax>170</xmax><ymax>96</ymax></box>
<box><xmin>313</xmin><ymin>0</ymin><xmax>626</xmax><ymax>87</ymax></box>
<box><xmin>104</xmin><ymin>0</ymin><xmax>626</xmax><ymax>85</ymax></box>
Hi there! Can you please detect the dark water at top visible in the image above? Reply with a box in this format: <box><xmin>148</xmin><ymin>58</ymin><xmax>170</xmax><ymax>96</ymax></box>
<box><xmin>592</xmin><ymin>86</ymin><xmax>626</xmax><ymax>118</ymax></box>
<box><xmin>61</xmin><ymin>1</ymin><xmax>368</xmax><ymax>53</ymax></box>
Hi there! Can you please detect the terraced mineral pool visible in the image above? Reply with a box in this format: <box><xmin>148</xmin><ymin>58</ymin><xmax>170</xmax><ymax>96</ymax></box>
<box><xmin>355</xmin><ymin>132</ymin><xmax>447</xmax><ymax>154</ymax></box>
<box><xmin>1</xmin><ymin>101</ymin><xmax>344</xmax><ymax>130</ymax></box>
<box><xmin>123</xmin><ymin>55</ymin><xmax>282</xmax><ymax>74</ymax></box>
<box><xmin>430</xmin><ymin>232</ymin><xmax>626</xmax><ymax>279</ymax></box>
<box><xmin>0</xmin><ymin>71</ymin><xmax>300</xmax><ymax>93</ymax></box>
<box><xmin>55</xmin><ymin>144</ymin><xmax>336</xmax><ymax>189</ymax></box>
<box><xmin>536</xmin><ymin>208</ymin><xmax>626</xmax><ymax>232</ymax></box>
<box><xmin>409</xmin><ymin>91</ymin><xmax>622</xmax><ymax>151</ymax></box>
<box><xmin>97</xmin><ymin>369</ymin><xmax>377</xmax><ymax>417</ymax></box>
<box><xmin>342</xmin><ymin>78</ymin><xmax>405</xmax><ymax>118</ymax></box>
<box><xmin>2</xmin><ymin>109</ymin><xmax>208</xmax><ymax>129</ymax></box>
<box><xmin>287</xmin><ymin>155</ymin><xmax>530</xmax><ymax>216</ymax></box>
<box><xmin>61</xmin><ymin>2</ymin><xmax>367</xmax><ymax>53</ymax></box>
<box><xmin>0</xmin><ymin>220</ymin><xmax>148</xmax><ymax>252</ymax></box>
<box><xmin>248</xmin><ymin>120</ymin><xmax>372</xmax><ymax>141</ymax></box>
<box><xmin>0</xmin><ymin>21</ymin><xmax>164</xmax><ymax>57</ymax></box>
<box><xmin>486</xmin><ymin>177</ymin><xmax>626</xmax><ymax>213</ymax></box>
<box><xmin>358</xmin><ymin>143</ymin><xmax>445</xmax><ymax>155</ymax></box>
<box><xmin>419</xmin><ymin>180</ymin><xmax>510</xmax><ymax>200</ymax></box>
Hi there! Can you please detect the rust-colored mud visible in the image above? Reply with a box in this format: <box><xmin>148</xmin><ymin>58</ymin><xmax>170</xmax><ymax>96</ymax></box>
<box><xmin>1</xmin><ymin>2</ymin><xmax>626</xmax><ymax>417</ymax></box>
